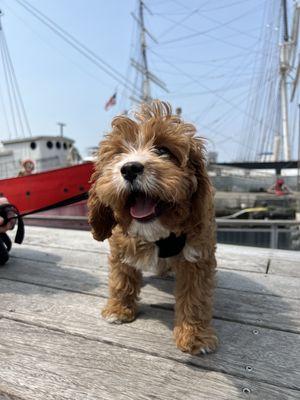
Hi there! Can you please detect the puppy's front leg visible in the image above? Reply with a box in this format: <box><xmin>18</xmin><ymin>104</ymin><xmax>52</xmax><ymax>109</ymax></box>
<box><xmin>102</xmin><ymin>256</ymin><xmax>142</xmax><ymax>324</ymax></box>
<box><xmin>174</xmin><ymin>258</ymin><xmax>218</xmax><ymax>355</ymax></box>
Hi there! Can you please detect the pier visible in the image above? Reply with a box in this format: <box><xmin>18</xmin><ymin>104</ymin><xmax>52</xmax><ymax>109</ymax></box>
<box><xmin>0</xmin><ymin>226</ymin><xmax>299</xmax><ymax>399</ymax></box>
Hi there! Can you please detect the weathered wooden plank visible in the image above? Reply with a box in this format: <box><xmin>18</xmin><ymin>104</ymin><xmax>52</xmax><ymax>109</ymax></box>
<box><xmin>0</xmin><ymin>316</ymin><xmax>299</xmax><ymax>399</ymax></box>
<box><xmin>19</xmin><ymin>226</ymin><xmax>295</xmax><ymax>258</ymax></box>
<box><xmin>12</xmin><ymin>226</ymin><xmax>300</xmax><ymax>278</ymax></box>
<box><xmin>19</xmin><ymin>226</ymin><xmax>264</xmax><ymax>257</ymax></box>
<box><xmin>11</xmin><ymin>244</ymin><xmax>108</xmax><ymax>265</ymax></box>
<box><xmin>10</xmin><ymin>244</ymin><xmax>109</xmax><ymax>269</ymax></box>
<box><xmin>216</xmin><ymin>287</ymin><xmax>300</xmax><ymax>332</ymax></box>
<box><xmin>0</xmin><ymin>393</ymin><xmax>22</xmax><ymax>400</ymax></box>
<box><xmin>0</xmin><ymin>257</ymin><xmax>106</xmax><ymax>294</ymax></box>
<box><xmin>208</xmin><ymin>244</ymin><xmax>300</xmax><ymax>277</ymax></box>
<box><xmin>216</xmin><ymin>245</ymin><xmax>268</xmax><ymax>273</ymax></box>
<box><xmin>217</xmin><ymin>269</ymin><xmax>300</xmax><ymax>299</ymax></box>
<box><xmin>147</xmin><ymin>284</ymin><xmax>300</xmax><ymax>333</ymax></box>
<box><xmin>9</xmin><ymin>243</ymin><xmax>300</xmax><ymax>300</ymax></box>
<box><xmin>11</xmin><ymin>242</ymin><xmax>267</xmax><ymax>274</ymax></box>
<box><xmin>0</xmin><ymin>279</ymin><xmax>299</xmax><ymax>391</ymax></box>
<box><xmin>18</xmin><ymin>226</ymin><xmax>105</xmax><ymax>252</ymax></box>
<box><xmin>217</xmin><ymin>254</ymin><xmax>267</xmax><ymax>273</ymax></box>
<box><xmin>2</xmin><ymin>250</ymin><xmax>280</xmax><ymax>298</ymax></box>
<box><xmin>268</xmin><ymin>258</ymin><xmax>300</xmax><ymax>278</ymax></box>
<box><xmin>1</xmin><ymin>255</ymin><xmax>300</xmax><ymax>332</ymax></box>
<box><xmin>143</xmin><ymin>269</ymin><xmax>300</xmax><ymax>302</ymax></box>
<box><xmin>3</xmin><ymin>227</ymin><xmax>300</xmax><ymax>397</ymax></box>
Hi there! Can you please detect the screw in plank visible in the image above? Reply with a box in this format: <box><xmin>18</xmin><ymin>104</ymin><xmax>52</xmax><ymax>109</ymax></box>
<box><xmin>242</xmin><ymin>387</ymin><xmax>251</xmax><ymax>395</ymax></box>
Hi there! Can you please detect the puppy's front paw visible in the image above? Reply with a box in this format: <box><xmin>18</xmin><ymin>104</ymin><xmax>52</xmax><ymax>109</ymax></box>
<box><xmin>174</xmin><ymin>324</ymin><xmax>218</xmax><ymax>355</ymax></box>
<box><xmin>101</xmin><ymin>304</ymin><xmax>136</xmax><ymax>324</ymax></box>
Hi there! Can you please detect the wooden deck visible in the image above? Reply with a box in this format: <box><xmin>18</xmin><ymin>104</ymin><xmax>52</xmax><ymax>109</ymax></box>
<box><xmin>0</xmin><ymin>226</ymin><xmax>299</xmax><ymax>399</ymax></box>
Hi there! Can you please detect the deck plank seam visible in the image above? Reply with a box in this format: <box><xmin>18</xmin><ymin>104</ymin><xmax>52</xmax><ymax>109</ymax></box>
<box><xmin>10</xmin><ymin>253</ymin><xmax>262</xmax><ymax>275</ymax></box>
<box><xmin>149</xmin><ymin>305</ymin><xmax>300</xmax><ymax>335</ymax></box>
<box><xmin>1</xmin><ymin>315</ymin><xmax>299</xmax><ymax>393</ymax></box>
<box><xmin>0</xmin><ymin>275</ymin><xmax>299</xmax><ymax>335</ymax></box>
<box><xmin>10</xmin><ymin>252</ymin><xmax>109</xmax><ymax>265</ymax></box>
<box><xmin>216</xmin><ymin>284</ymin><xmax>300</xmax><ymax>300</ymax></box>
<box><xmin>266</xmin><ymin>259</ymin><xmax>271</xmax><ymax>274</ymax></box>
<box><xmin>21</xmin><ymin>242</ymin><xmax>106</xmax><ymax>254</ymax></box>
<box><xmin>0</xmin><ymin>277</ymin><xmax>103</xmax><ymax>298</ymax></box>
<box><xmin>1</xmin><ymin>274</ymin><xmax>299</xmax><ymax>303</ymax></box>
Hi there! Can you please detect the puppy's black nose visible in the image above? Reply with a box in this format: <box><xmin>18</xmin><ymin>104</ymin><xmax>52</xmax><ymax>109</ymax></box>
<box><xmin>121</xmin><ymin>162</ymin><xmax>144</xmax><ymax>182</ymax></box>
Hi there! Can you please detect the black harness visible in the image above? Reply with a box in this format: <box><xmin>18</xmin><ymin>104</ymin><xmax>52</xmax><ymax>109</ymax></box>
<box><xmin>155</xmin><ymin>232</ymin><xmax>186</xmax><ymax>258</ymax></box>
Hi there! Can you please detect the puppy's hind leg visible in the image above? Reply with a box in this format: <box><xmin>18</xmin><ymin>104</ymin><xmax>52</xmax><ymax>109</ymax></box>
<box><xmin>173</xmin><ymin>258</ymin><xmax>218</xmax><ymax>355</ymax></box>
<box><xmin>102</xmin><ymin>256</ymin><xmax>142</xmax><ymax>324</ymax></box>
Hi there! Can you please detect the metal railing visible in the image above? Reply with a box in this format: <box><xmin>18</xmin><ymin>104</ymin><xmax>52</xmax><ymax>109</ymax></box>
<box><xmin>216</xmin><ymin>218</ymin><xmax>300</xmax><ymax>249</ymax></box>
<box><xmin>24</xmin><ymin>215</ymin><xmax>300</xmax><ymax>250</ymax></box>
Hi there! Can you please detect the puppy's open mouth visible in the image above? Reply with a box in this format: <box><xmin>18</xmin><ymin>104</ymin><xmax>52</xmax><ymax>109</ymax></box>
<box><xmin>129</xmin><ymin>193</ymin><xmax>160</xmax><ymax>222</ymax></box>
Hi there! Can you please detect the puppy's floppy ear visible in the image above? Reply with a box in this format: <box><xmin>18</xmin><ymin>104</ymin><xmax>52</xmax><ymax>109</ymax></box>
<box><xmin>189</xmin><ymin>137</ymin><xmax>214</xmax><ymax>228</ymax></box>
<box><xmin>88</xmin><ymin>174</ymin><xmax>116</xmax><ymax>241</ymax></box>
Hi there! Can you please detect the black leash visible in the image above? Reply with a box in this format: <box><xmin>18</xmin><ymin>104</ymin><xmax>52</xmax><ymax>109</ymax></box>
<box><xmin>19</xmin><ymin>192</ymin><xmax>89</xmax><ymax>218</ymax></box>
<box><xmin>0</xmin><ymin>192</ymin><xmax>88</xmax><ymax>265</ymax></box>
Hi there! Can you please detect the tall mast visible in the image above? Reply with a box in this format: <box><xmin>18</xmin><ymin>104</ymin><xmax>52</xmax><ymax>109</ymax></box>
<box><xmin>279</xmin><ymin>0</ymin><xmax>291</xmax><ymax>161</ymax></box>
<box><xmin>139</xmin><ymin>1</ymin><xmax>150</xmax><ymax>103</ymax></box>
<box><xmin>130</xmin><ymin>1</ymin><xmax>168</xmax><ymax>105</ymax></box>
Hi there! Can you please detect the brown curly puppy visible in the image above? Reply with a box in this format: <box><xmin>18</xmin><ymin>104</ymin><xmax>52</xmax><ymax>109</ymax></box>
<box><xmin>88</xmin><ymin>100</ymin><xmax>218</xmax><ymax>355</ymax></box>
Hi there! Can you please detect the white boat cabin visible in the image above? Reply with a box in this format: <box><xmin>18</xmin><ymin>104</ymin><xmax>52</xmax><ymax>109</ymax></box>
<box><xmin>0</xmin><ymin>135</ymin><xmax>80</xmax><ymax>179</ymax></box>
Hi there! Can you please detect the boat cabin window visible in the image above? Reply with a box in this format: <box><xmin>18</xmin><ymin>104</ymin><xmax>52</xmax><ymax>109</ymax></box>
<box><xmin>30</xmin><ymin>142</ymin><xmax>36</xmax><ymax>150</ymax></box>
<box><xmin>63</xmin><ymin>142</ymin><xmax>67</xmax><ymax>150</ymax></box>
<box><xmin>56</xmin><ymin>141</ymin><xmax>61</xmax><ymax>149</ymax></box>
<box><xmin>47</xmin><ymin>141</ymin><xmax>53</xmax><ymax>149</ymax></box>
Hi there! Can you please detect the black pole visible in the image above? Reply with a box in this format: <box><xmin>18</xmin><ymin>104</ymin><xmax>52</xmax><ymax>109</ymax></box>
<box><xmin>282</xmin><ymin>0</ymin><xmax>289</xmax><ymax>42</ymax></box>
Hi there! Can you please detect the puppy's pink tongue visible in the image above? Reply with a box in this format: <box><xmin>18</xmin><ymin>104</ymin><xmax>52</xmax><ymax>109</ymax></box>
<box><xmin>130</xmin><ymin>195</ymin><xmax>156</xmax><ymax>219</ymax></box>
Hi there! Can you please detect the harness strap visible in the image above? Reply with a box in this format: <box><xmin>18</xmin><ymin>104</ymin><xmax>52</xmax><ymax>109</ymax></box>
<box><xmin>155</xmin><ymin>233</ymin><xmax>186</xmax><ymax>258</ymax></box>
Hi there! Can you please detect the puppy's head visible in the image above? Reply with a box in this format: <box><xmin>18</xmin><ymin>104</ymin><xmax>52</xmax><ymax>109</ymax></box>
<box><xmin>88</xmin><ymin>100</ymin><xmax>211</xmax><ymax>242</ymax></box>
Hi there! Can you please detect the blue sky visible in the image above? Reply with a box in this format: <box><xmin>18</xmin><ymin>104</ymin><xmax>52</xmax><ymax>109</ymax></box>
<box><xmin>0</xmin><ymin>0</ymin><xmax>295</xmax><ymax>161</ymax></box>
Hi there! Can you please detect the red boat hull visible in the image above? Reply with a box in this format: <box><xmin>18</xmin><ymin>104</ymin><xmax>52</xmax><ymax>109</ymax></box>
<box><xmin>0</xmin><ymin>162</ymin><xmax>94</xmax><ymax>214</ymax></box>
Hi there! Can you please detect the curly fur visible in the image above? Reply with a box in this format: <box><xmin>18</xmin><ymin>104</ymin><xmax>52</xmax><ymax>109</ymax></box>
<box><xmin>88</xmin><ymin>100</ymin><xmax>218</xmax><ymax>355</ymax></box>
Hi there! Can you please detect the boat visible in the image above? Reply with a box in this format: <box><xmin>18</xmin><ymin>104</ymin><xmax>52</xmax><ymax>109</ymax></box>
<box><xmin>0</xmin><ymin>162</ymin><xmax>93</xmax><ymax>215</ymax></box>
<box><xmin>0</xmin><ymin>8</ymin><xmax>94</xmax><ymax>219</ymax></box>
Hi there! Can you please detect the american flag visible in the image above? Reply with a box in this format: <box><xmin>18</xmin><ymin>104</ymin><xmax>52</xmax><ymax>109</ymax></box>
<box><xmin>104</xmin><ymin>92</ymin><xmax>117</xmax><ymax>111</ymax></box>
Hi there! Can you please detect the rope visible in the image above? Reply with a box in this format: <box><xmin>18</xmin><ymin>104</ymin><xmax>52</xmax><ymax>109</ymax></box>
<box><xmin>0</xmin><ymin>34</ymin><xmax>19</xmax><ymax>137</ymax></box>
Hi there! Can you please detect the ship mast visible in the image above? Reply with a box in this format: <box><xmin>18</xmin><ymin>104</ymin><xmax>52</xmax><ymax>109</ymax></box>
<box><xmin>139</xmin><ymin>0</ymin><xmax>150</xmax><ymax>103</ymax></box>
<box><xmin>278</xmin><ymin>0</ymin><xmax>291</xmax><ymax>161</ymax></box>
<box><xmin>130</xmin><ymin>0</ymin><xmax>168</xmax><ymax>104</ymax></box>
<box><xmin>275</xmin><ymin>0</ymin><xmax>300</xmax><ymax>161</ymax></box>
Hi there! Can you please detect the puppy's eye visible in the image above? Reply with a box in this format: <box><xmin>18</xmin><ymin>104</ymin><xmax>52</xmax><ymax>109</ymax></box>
<box><xmin>154</xmin><ymin>147</ymin><xmax>171</xmax><ymax>157</ymax></box>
